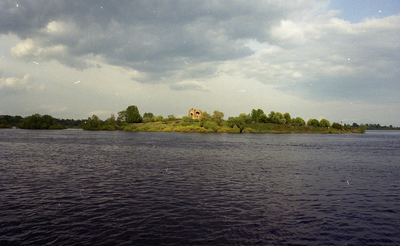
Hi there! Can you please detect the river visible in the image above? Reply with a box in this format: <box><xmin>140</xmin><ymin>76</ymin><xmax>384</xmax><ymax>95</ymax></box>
<box><xmin>1</xmin><ymin>129</ymin><xmax>399</xmax><ymax>245</ymax></box>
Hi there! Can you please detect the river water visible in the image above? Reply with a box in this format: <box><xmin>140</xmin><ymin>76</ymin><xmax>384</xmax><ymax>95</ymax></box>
<box><xmin>1</xmin><ymin>129</ymin><xmax>399</xmax><ymax>245</ymax></box>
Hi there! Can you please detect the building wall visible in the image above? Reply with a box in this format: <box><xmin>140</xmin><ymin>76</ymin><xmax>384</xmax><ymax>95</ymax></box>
<box><xmin>188</xmin><ymin>109</ymin><xmax>202</xmax><ymax>119</ymax></box>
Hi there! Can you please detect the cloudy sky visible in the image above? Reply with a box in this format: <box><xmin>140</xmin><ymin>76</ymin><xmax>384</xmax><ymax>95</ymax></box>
<box><xmin>1</xmin><ymin>0</ymin><xmax>399</xmax><ymax>125</ymax></box>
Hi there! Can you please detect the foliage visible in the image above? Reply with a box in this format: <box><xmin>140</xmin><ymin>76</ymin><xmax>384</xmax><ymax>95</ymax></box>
<box><xmin>204</xmin><ymin>121</ymin><xmax>218</xmax><ymax>132</ymax></box>
<box><xmin>251</xmin><ymin>109</ymin><xmax>264</xmax><ymax>123</ymax></box>
<box><xmin>143</xmin><ymin>112</ymin><xmax>154</xmax><ymax>120</ymax></box>
<box><xmin>104</xmin><ymin>114</ymin><xmax>116</xmax><ymax>126</ymax></box>
<box><xmin>83</xmin><ymin>115</ymin><xmax>102</xmax><ymax>130</ymax></box>
<box><xmin>268</xmin><ymin>111</ymin><xmax>275</xmax><ymax>121</ymax></box>
<box><xmin>283</xmin><ymin>113</ymin><xmax>291</xmax><ymax>124</ymax></box>
<box><xmin>124</xmin><ymin>105</ymin><xmax>142</xmax><ymax>123</ymax></box>
<box><xmin>212</xmin><ymin>110</ymin><xmax>225</xmax><ymax>126</ymax></box>
<box><xmin>227</xmin><ymin>116</ymin><xmax>246</xmax><ymax>133</ymax></box>
<box><xmin>259</xmin><ymin>113</ymin><xmax>268</xmax><ymax>123</ymax></box>
<box><xmin>239</xmin><ymin>113</ymin><xmax>252</xmax><ymax>124</ymax></box>
<box><xmin>0</xmin><ymin>115</ymin><xmax>23</xmax><ymax>126</ymax></box>
<box><xmin>292</xmin><ymin>117</ymin><xmax>305</xmax><ymax>126</ymax></box>
<box><xmin>319</xmin><ymin>118</ymin><xmax>331</xmax><ymax>127</ymax></box>
<box><xmin>358</xmin><ymin>125</ymin><xmax>366</xmax><ymax>133</ymax></box>
<box><xmin>307</xmin><ymin>118</ymin><xmax>320</xmax><ymax>127</ymax></box>
<box><xmin>331</xmin><ymin>122</ymin><xmax>343</xmax><ymax>130</ymax></box>
<box><xmin>168</xmin><ymin>115</ymin><xmax>176</xmax><ymax>120</ymax></box>
<box><xmin>182</xmin><ymin>116</ymin><xmax>194</xmax><ymax>123</ymax></box>
<box><xmin>271</xmin><ymin>112</ymin><xmax>286</xmax><ymax>124</ymax></box>
<box><xmin>18</xmin><ymin>114</ymin><xmax>66</xmax><ymax>130</ymax></box>
<box><xmin>117</xmin><ymin>110</ymin><xmax>126</xmax><ymax>123</ymax></box>
<box><xmin>199</xmin><ymin>111</ymin><xmax>212</xmax><ymax>127</ymax></box>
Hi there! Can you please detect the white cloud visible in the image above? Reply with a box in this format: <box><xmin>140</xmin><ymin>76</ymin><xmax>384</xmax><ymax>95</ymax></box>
<box><xmin>0</xmin><ymin>74</ymin><xmax>31</xmax><ymax>92</ymax></box>
<box><xmin>170</xmin><ymin>81</ymin><xmax>210</xmax><ymax>91</ymax></box>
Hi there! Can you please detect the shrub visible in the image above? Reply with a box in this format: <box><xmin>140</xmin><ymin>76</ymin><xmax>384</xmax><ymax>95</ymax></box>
<box><xmin>307</xmin><ymin>119</ymin><xmax>320</xmax><ymax>127</ymax></box>
<box><xmin>358</xmin><ymin>125</ymin><xmax>366</xmax><ymax>133</ymax></box>
<box><xmin>319</xmin><ymin>118</ymin><xmax>331</xmax><ymax>127</ymax></box>
<box><xmin>204</xmin><ymin>121</ymin><xmax>218</xmax><ymax>132</ymax></box>
<box><xmin>331</xmin><ymin>122</ymin><xmax>343</xmax><ymax>130</ymax></box>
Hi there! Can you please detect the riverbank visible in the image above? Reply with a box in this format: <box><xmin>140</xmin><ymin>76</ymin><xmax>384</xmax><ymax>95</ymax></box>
<box><xmin>118</xmin><ymin>120</ymin><xmax>359</xmax><ymax>134</ymax></box>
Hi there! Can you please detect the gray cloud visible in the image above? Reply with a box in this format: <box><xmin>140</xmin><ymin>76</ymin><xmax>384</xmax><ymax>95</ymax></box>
<box><xmin>1</xmin><ymin>0</ymin><xmax>323</xmax><ymax>82</ymax></box>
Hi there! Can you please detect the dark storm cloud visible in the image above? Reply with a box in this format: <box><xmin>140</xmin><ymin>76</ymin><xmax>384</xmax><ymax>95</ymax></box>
<box><xmin>0</xmin><ymin>0</ymin><xmax>319</xmax><ymax>82</ymax></box>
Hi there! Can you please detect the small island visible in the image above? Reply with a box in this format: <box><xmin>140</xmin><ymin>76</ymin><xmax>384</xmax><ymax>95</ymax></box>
<box><xmin>1</xmin><ymin>105</ymin><xmax>375</xmax><ymax>134</ymax></box>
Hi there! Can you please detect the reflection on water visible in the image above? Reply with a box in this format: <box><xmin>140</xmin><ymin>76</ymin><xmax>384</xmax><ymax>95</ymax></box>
<box><xmin>1</xmin><ymin>130</ymin><xmax>399</xmax><ymax>245</ymax></box>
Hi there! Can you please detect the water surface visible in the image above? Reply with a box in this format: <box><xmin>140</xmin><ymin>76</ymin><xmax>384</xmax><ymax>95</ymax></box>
<box><xmin>1</xmin><ymin>129</ymin><xmax>399</xmax><ymax>245</ymax></box>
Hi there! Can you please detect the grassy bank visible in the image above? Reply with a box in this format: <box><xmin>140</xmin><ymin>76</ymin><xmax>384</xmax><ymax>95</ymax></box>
<box><xmin>119</xmin><ymin>120</ymin><xmax>358</xmax><ymax>134</ymax></box>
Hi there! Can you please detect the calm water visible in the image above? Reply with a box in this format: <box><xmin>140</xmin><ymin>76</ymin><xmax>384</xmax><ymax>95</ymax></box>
<box><xmin>1</xmin><ymin>129</ymin><xmax>399</xmax><ymax>245</ymax></box>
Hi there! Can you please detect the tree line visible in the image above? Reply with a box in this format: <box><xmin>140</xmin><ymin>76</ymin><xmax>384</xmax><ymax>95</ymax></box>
<box><xmin>3</xmin><ymin>105</ymin><xmax>395</xmax><ymax>133</ymax></box>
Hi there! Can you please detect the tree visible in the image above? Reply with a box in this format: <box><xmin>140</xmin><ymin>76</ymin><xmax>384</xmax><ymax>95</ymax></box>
<box><xmin>105</xmin><ymin>114</ymin><xmax>116</xmax><ymax>126</ymax></box>
<box><xmin>168</xmin><ymin>115</ymin><xmax>175</xmax><ymax>120</ymax></box>
<box><xmin>212</xmin><ymin>110</ymin><xmax>225</xmax><ymax>126</ymax></box>
<box><xmin>283</xmin><ymin>113</ymin><xmax>291</xmax><ymax>124</ymax></box>
<box><xmin>319</xmin><ymin>118</ymin><xmax>331</xmax><ymax>127</ymax></box>
<box><xmin>117</xmin><ymin>110</ymin><xmax>126</xmax><ymax>123</ymax></box>
<box><xmin>251</xmin><ymin>109</ymin><xmax>264</xmax><ymax>123</ymax></box>
<box><xmin>143</xmin><ymin>112</ymin><xmax>154</xmax><ymax>119</ymax></box>
<box><xmin>332</xmin><ymin>122</ymin><xmax>343</xmax><ymax>130</ymax></box>
<box><xmin>268</xmin><ymin>111</ymin><xmax>275</xmax><ymax>122</ymax></box>
<box><xmin>358</xmin><ymin>124</ymin><xmax>366</xmax><ymax>133</ymax></box>
<box><xmin>204</xmin><ymin>121</ymin><xmax>218</xmax><ymax>132</ymax></box>
<box><xmin>307</xmin><ymin>118</ymin><xmax>320</xmax><ymax>127</ymax></box>
<box><xmin>239</xmin><ymin>113</ymin><xmax>252</xmax><ymax>124</ymax></box>
<box><xmin>272</xmin><ymin>112</ymin><xmax>286</xmax><ymax>124</ymax></box>
<box><xmin>227</xmin><ymin>117</ymin><xmax>246</xmax><ymax>133</ymax></box>
<box><xmin>83</xmin><ymin>115</ymin><xmax>102</xmax><ymax>130</ymax></box>
<box><xmin>125</xmin><ymin>105</ymin><xmax>142</xmax><ymax>123</ymax></box>
<box><xmin>293</xmin><ymin>117</ymin><xmax>305</xmax><ymax>126</ymax></box>
<box><xmin>259</xmin><ymin>113</ymin><xmax>268</xmax><ymax>123</ymax></box>
<box><xmin>199</xmin><ymin>111</ymin><xmax>212</xmax><ymax>127</ymax></box>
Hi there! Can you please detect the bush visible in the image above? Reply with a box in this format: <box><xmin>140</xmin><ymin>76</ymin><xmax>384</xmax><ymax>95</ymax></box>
<box><xmin>204</xmin><ymin>121</ymin><xmax>218</xmax><ymax>132</ymax></box>
<box><xmin>358</xmin><ymin>125</ymin><xmax>366</xmax><ymax>133</ymax></box>
<box><xmin>307</xmin><ymin>119</ymin><xmax>320</xmax><ymax>127</ymax></box>
<box><xmin>331</xmin><ymin>122</ymin><xmax>343</xmax><ymax>130</ymax></box>
<box><xmin>319</xmin><ymin>118</ymin><xmax>331</xmax><ymax>127</ymax></box>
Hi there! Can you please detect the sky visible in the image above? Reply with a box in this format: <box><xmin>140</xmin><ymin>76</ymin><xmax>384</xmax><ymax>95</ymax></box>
<box><xmin>1</xmin><ymin>0</ymin><xmax>399</xmax><ymax>126</ymax></box>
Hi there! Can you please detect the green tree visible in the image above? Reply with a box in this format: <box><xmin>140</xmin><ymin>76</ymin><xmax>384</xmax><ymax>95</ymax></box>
<box><xmin>212</xmin><ymin>110</ymin><xmax>225</xmax><ymax>126</ymax></box>
<box><xmin>105</xmin><ymin>114</ymin><xmax>116</xmax><ymax>126</ymax></box>
<box><xmin>307</xmin><ymin>118</ymin><xmax>320</xmax><ymax>127</ymax></box>
<box><xmin>239</xmin><ymin>113</ymin><xmax>252</xmax><ymax>124</ymax></box>
<box><xmin>204</xmin><ymin>121</ymin><xmax>218</xmax><ymax>132</ymax></box>
<box><xmin>272</xmin><ymin>112</ymin><xmax>286</xmax><ymax>124</ymax></box>
<box><xmin>319</xmin><ymin>118</ymin><xmax>331</xmax><ymax>127</ymax></box>
<box><xmin>83</xmin><ymin>115</ymin><xmax>102</xmax><ymax>130</ymax></box>
<box><xmin>234</xmin><ymin>117</ymin><xmax>246</xmax><ymax>133</ymax></box>
<box><xmin>259</xmin><ymin>113</ymin><xmax>268</xmax><ymax>123</ymax></box>
<box><xmin>251</xmin><ymin>109</ymin><xmax>264</xmax><ymax>123</ymax></box>
<box><xmin>143</xmin><ymin>112</ymin><xmax>154</xmax><ymax>120</ymax></box>
<box><xmin>117</xmin><ymin>110</ymin><xmax>126</xmax><ymax>123</ymax></box>
<box><xmin>332</xmin><ymin>122</ymin><xmax>343</xmax><ymax>130</ymax></box>
<box><xmin>125</xmin><ymin>105</ymin><xmax>142</xmax><ymax>123</ymax></box>
<box><xmin>283</xmin><ymin>113</ymin><xmax>291</xmax><ymax>124</ymax></box>
<box><xmin>293</xmin><ymin>117</ymin><xmax>305</xmax><ymax>126</ymax></box>
<box><xmin>168</xmin><ymin>115</ymin><xmax>175</xmax><ymax>120</ymax></box>
<box><xmin>358</xmin><ymin>124</ymin><xmax>366</xmax><ymax>133</ymax></box>
<box><xmin>268</xmin><ymin>111</ymin><xmax>275</xmax><ymax>122</ymax></box>
<box><xmin>199</xmin><ymin>111</ymin><xmax>212</xmax><ymax>127</ymax></box>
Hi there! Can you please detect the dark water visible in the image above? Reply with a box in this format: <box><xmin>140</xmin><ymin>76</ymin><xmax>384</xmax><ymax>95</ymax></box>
<box><xmin>1</xmin><ymin>129</ymin><xmax>399</xmax><ymax>245</ymax></box>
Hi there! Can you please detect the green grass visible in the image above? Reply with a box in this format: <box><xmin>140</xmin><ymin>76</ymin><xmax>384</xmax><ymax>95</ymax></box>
<box><xmin>119</xmin><ymin>120</ymin><xmax>357</xmax><ymax>134</ymax></box>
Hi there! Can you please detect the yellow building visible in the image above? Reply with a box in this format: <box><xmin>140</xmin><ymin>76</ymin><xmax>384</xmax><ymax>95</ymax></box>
<box><xmin>188</xmin><ymin>109</ymin><xmax>202</xmax><ymax>119</ymax></box>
